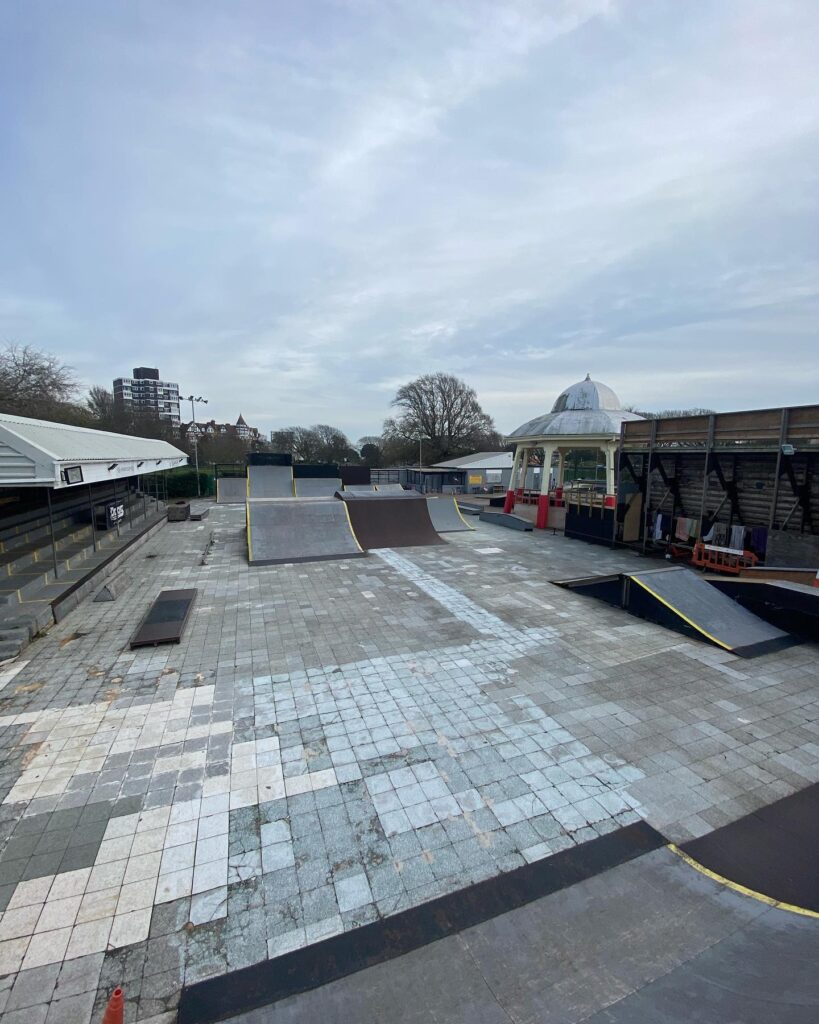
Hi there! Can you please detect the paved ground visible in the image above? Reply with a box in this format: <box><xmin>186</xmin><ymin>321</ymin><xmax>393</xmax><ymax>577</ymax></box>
<box><xmin>226</xmin><ymin>846</ymin><xmax>819</xmax><ymax>1024</ymax></box>
<box><xmin>0</xmin><ymin>504</ymin><xmax>816</xmax><ymax>1022</ymax></box>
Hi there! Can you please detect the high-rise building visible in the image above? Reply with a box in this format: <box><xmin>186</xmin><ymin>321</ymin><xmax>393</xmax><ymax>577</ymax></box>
<box><xmin>113</xmin><ymin>367</ymin><xmax>180</xmax><ymax>425</ymax></box>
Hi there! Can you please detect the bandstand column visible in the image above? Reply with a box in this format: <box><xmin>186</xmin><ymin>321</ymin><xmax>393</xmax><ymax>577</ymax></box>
<box><xmin>536</xmin><ymin>445</ymin><xmax>555</xmax><ymax>528</ymax></box>
<box><xmin>503</xmin><ymin>446</ymin><xmax>524</xmax><ymax>513</ymax></box>
<box><xmin>555</xmin><ymin>449</ymin><xmax>566</xmax><ymax>489</ymax></box>
<box><xmin>604</xmin><ymin>443</ymin><xmax>616</xmax><ymax>495</ymax></box>
<box><xmin>517</xmin><ymin>448</ymin><xmax>530</xmax><ymax>498</ymax></box>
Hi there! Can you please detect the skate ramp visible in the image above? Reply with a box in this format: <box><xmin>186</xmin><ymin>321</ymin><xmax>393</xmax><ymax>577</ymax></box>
<box><xmin>247</xmin><ymin>465</ymin><xmax>294</xmax><ymax>499</ymax></box>
<box><xmin>247</xmin><ymin>500</ymin><xmax>364</xmax><ymax>565</ymax></box>
<box><xmin>554</xmin><ymin>567</ymin><xmax>795</xmax><ymax>658</ymax></box>
<box><xmin>216</xmin><ymin>477</ymin><xmax>248</xmax><ymax>504</ymax></box>
<box><xmin>294</xmin><ymin>477</ymin><xmax>343</xmax><ymax>498</ymax></box>
<box><xmin>345</xmin><ymin>484</ymin><xmax>377</xmax><ymax>492</ymax></box>
<box><xmin>374</xmin><ymin>483</ymin><xmax>406</xmax><ymax>493</ymax></box>
<box><xmin>426</xmin><ymin>496</ymin><xmax>474</xmax><ymax>533</ymax></box>
<box><xmin>339</xmin><ymin>494</ymin><xmax>445</xmax><ymax>550</ymax></box>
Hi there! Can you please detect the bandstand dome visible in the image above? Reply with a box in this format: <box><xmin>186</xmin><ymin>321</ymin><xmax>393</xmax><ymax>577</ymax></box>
<box><xmin>507</xmin><ymin>374</ymin><xmax>644</xmax><ymax>441</ymax></box>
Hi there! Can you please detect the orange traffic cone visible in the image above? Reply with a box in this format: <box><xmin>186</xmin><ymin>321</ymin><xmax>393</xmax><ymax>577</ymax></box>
<box><xmin>102</xmin><ymin>987</ymin><xmax>124</xmax><ymax>1024</ymax></box>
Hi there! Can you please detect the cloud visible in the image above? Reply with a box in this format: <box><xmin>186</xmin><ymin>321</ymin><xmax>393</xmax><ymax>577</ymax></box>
<box><xmin>0</xmin><ymin>0</ymin><xmax>817</xmax><ymax>441</ymax></box>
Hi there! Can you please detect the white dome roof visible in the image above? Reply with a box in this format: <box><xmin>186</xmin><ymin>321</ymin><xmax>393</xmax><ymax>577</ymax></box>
<box><xmin>506</xmin><ymin>374</ymin><xmax>644</xmax><ymax>441</ymax></box>
<box><xmin>551</xmin><ymin>374</ymin><xmax>622</xmax><ymax>413</ymax></box>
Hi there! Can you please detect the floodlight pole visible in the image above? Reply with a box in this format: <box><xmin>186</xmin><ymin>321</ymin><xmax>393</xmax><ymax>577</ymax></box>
<box><xmin>186</xmin><ymin>395</ymin><xmax>208</xmax><ymax>497</ymax></box>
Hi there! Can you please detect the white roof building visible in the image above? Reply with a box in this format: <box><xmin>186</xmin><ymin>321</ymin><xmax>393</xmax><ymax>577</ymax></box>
<box><xmin>0</xmin><ymin>412</ymin><xmax>188</xmax><ymax>488</ymax></box>
<box><xmin>433</xmin><ymin>451</ymin><xmax>513</xmax><ymax>471</ymax></box>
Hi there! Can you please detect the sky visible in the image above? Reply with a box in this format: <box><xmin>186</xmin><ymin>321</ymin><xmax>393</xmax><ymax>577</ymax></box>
<box><xmin>1</xmin><ymin>0</ymin><xmax>817</xmax><ymax>441</ymax></box>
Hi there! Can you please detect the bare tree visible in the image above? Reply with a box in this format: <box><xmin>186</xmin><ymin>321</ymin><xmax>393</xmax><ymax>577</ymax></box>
<box><xmin>0</xmin><ymin>343</ymin><xmax>80</xmax><ymax>418</ymax></box>
<box><xmin>270</xmin><ymin>424</ymin><xmax>359</xmax><ymax>463</ymax></box>
<box><xmin>85</xmin><ymin>385</ymin><xmax>124</xmax><ymax>431</ymax></box>
<box><xmin>623</xmin><ymin>405</ymin><xmax>716</xmax><ymax>419</ymax></box>
<box><xmin>384</xmin><ymin>372</ymin><xmax>501</xmax><ymax>464</ymax></box>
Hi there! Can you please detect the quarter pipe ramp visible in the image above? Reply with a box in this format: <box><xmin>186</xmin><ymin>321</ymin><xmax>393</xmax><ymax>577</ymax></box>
<box><xmin>247</xmin><ymin>465</ymin><xmax>294</xmax><ymax>499</ymax></box>
<box><xmin>247</xmin><ymin>500</ymin><xmax>364</xmax><ymax>565</ymax></box>
<box><xmin>216</xmin><ymin>477</ymin><xmax>248</xmax><ymax>504</ymax></box>
<box><xmin>339</xmin><ymin>494</ymin><xmax>445</xmax><ymax>550</ymax></box>
<box><xmin>426</xmin><ymin>496</ymin><xmax>474</xmax><ymax>533</ymax></box>
<box><xmin>294</xmin><ymin>477</ymin><xmax>343</xmax><ymax>498</ymax></box>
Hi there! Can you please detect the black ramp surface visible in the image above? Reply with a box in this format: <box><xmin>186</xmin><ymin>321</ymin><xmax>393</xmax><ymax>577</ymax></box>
<box><xmin>216</xmin><ymin>477</ymin><xmax>248</xmax><ymax>504</ymax></box>
<box><xmin>682</xmin><ymin>782</ymin><xmax>819</xmax><ymax>911</ymax></box>
<box><xmin>426</xmin><ymin>496</ymin><xmax>474</xmax><ymax>532</ymax></box>
<box><xmin>131</xmin><ymin>589</ymin><xmax>197</xmax><ymax>647</ymax></box>
<box><xmin>627</xmin><ymin>567</ymin><xmax>793</xmax><ymax>656</ymax></box>
<box><xmin>247</xmin><ymin>465</ymin><xmax>294</xmax><ymax>498</ymax></box>
<box><xmin>247</xmin><ymin>500</ymin><xmax>364</xmax><ymax>565</ymax></box>
<box><xmin>294</xmin><ymin>477</ymin><xmax>342</xmax><ymax>498</ymax></box>
<box><xmin>343</xmin><ymin>496</ymin><xmax>445</xmax><ymax>549</ymax></box>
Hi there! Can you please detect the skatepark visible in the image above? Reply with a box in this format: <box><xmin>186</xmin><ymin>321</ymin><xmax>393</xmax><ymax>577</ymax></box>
<box><xmin>0</xmin><ymin>417</ymin><xmax>817</xmax><ymax>1024</ymax></box>
<box><xmin>0</xmin><ymin>484</ymin><xmax>817</xmax><ymax>1023</ymax></box>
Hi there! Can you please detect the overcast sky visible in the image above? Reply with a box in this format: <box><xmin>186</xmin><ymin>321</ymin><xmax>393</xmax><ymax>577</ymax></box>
<box><xmin>1</xmin><ymin>1</ymin><xmax>817</xmax><ymax>440</ymax></box>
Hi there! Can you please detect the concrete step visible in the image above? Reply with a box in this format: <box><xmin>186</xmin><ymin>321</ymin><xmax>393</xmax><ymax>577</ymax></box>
<box><xmin>0</xmin><ymin>507</ymin><xmax>153</xmax><ymax>608</ymax></box>
<box><xmin>0</xmin><ymin>509</ymin><xmax>167</xmax><ymax>661</ymax></box>
<box><xmin>0</xmin><ymin>522</ymin><xmax>97</xmax><ymax>575</ymax></box>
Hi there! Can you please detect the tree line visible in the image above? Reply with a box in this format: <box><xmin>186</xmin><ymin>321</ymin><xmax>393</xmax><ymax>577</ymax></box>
<box><xmin>0</xmin><ymin>345</ymin><xmax>503</xmax><ymax>467</ymax></box>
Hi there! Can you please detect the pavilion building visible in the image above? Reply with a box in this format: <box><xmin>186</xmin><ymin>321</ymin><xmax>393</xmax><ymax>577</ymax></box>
<box><xmin>504</xmin><ymin>374</ymin><xmax>644</xmax><ymax>528</ymax></box>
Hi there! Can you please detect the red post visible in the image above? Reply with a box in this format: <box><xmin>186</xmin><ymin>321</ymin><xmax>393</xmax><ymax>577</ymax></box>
<box><xmin>503</xmin><ymin>490</ymin><xmax>515</xmax><ymax>513</ymax></box>
<box><xmin>536</xmin><ymin>494</ymin><xmax>549</xmax><ymax>529</ymax></box>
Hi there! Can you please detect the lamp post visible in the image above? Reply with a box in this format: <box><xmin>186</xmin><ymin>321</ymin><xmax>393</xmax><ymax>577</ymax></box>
<box><xmin>186</xmin><ymin>395</ymin><xmax>208</xmax><ymax>497</ymax></box>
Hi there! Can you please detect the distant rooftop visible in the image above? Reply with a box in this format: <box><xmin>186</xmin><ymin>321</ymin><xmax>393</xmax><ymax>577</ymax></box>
<box><xmin>433</xmin><ymin>451</ymin><xmax>512</xmax><ymax>470</ymax></box>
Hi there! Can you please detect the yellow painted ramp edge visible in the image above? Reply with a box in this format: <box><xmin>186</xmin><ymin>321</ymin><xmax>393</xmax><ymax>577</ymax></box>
<box><xmin>667</xmin><ymin>843</ymin><xmax>819</xmax><ymax>919</ymax></box>
<box><xmin>452</xmin><ymin>496</ymin><xmax>475</xmax><ymax>530</ymax></box>
<box><xmin>629</xmin><ymin>575</ymin><xmax>733</xmax><ymax>651</ymax></box>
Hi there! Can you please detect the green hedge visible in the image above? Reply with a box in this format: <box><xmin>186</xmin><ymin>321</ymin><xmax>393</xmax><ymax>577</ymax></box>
<box><xmin>164</xmin><ymin>467</ymin><xmax>214</xmax><ymax>498</ymax></box>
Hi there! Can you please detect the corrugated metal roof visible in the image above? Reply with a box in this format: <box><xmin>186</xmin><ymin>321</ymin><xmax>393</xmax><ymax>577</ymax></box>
<box><xmin>433</xmin><ymin>451</ymin><xmax>512</xmax><ymax>469</ymax></box>
<box><xmin>0</xmin><ymin>412</ymin><xmax>187</xmax><ymax>462</ymax></box>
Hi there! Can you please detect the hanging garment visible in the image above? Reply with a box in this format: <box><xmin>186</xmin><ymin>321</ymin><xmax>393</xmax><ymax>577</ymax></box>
<box><xmin>675</xmin><ymin>517</ymin><xmax>689</xmax><ymax>540</ymax></box>
<box><xmin>750</xmin><ymin>526</ymin><xmax>768</xmax><ymax>554</ymax></box>
<box><xmin>654</xmin><ymin>514</ymin><xmax>663</xmax><ymax>540</ymax></box>
<box><xmin>730</xmin><ymin>524</ymin><xmax>745</xmax><ymax>550</ymax></box>
<box><xmin>713</xmin><ymin>523</ymin><xmax>729</xmax><ymax>546</ymax></box>
<box><xmin>703</xmin><ymin>522</ymin><xmax>716</xmax><ymax>542</ymax></box>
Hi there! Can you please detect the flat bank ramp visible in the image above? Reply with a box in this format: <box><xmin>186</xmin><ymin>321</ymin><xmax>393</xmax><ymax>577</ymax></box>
<box><xmin>479</xmin><ymin>510</ymin><xmax>533</xmax><ymax>531</ymax></box>
<box><xmin>556</xmin><ymin>567</ymin><xmax>795</xmax><ymax>657</ymax></box>
<box><xmin>341</xmin><ymin>495</ymin><xmax>445</xmax><ymax>550</ymax></box>
<box><xmin>216</xmin><ymin>477</ymin><xmax>248</xmax><ymax>504</ymax></box>
<box><xmin>626</xmin><ymin>568</ymin><xmax>793</xmax><ymax>656</ymax></box>
<box><xmin>247</xmin><ymin>465</ymin><xmax>293</xmax><ymax>499</ymax></box>
<box><xmin>374</xmin><ymin>483</ymin><xmax>405</xmax><ymax>493</ymax></box>
<box><xmin>345</xmin><ymin>484</ymin><xmax>376</xmax><ymax>492</ymax></box>
<box><xmin>247</xmin><ymin>500</ymin><xmax>364</xmax><ymax>565</ymax></box>
<box><xmin>294</xmin><ymin>477</ymin><xmax>343</xmax><ymax>498</ymax></box>
<box><xmin>426</xmin><ymin>496</ymin><xmax>474</xmax><ymax>532</ymax></box>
